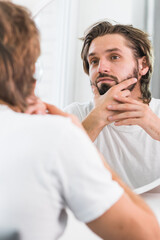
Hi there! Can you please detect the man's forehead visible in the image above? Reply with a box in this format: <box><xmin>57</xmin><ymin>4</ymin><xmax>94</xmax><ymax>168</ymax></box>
<box><xmin>88</xmin><ymin>33</ymin><xmax>132</xmax><ymax>56</ymax></box>
<box><xmin>88</xmin><ymin>48</ymin><xmax>122</xmax><ymax>57</ymax></box>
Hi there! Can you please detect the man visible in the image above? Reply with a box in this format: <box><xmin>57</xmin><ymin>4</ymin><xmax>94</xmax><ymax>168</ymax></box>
<box><xmin>65</xmin><ymin>21</ymin><xmax>160</xmax><ymax>189</ymax></box>
<box><xmin>0</xmin><ymin>2</ymin><xmax>160</xmax><ymax>239</ymax></box>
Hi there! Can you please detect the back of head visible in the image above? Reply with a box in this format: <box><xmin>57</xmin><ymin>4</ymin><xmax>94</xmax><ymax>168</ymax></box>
<box><xmin>0</xmin><ymin>1</ymin><xmax>40</xmax><ymax>111</ymax></box>
<box><xmin>81</xmin><ymin>21</ymin><xmax>153</xmax><ymax>103</ymax></box>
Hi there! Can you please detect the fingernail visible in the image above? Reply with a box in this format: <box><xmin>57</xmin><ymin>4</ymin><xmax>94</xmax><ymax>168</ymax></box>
<box><xmin>107</xmin><ymin>105</ymin><xmax>112</xmax><ymax>109</ymax></box>
<box><xmin>108</xmin><ymin>116</ymin><xmax>113</xmax><ymax>120</ymax></box>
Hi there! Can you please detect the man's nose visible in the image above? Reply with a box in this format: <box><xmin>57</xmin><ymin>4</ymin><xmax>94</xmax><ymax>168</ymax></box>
<box><xmin>97</xmin><ymin>59</ymin><xmax>110</xmax><ymax>73</ymax></box>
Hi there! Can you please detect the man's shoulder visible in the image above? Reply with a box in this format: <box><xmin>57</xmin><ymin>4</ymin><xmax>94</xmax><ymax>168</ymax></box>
<box><xmin>7</xmin><ymin>112</ymin><xmax>73</xmax><ymax>138</ymax></box>
<box><xmin>64</xmin><ymin>100</ymin><xmax>94</xmax><ymax>111</ymax></box>
<box><xmin>150</xmin><ymin>98</ymin><xmax>160</xmax><ymax>104</ymax></box>
<box><xmin>64</xmin><ymin>100</ymin><xmax>94</xmax><ymax>121</ymax></box>
<box><xmin>150</xmin><ymin>98</ymin><xmax>160</xmax><ymax>115</ymax></box>
<box><xmin>27</xmin><ymin>114</ymin><xmax>73</xmax><ymax>133</ymax></box>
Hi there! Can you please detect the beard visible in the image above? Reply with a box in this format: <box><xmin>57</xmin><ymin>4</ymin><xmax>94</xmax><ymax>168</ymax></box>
<box><xmin>94</xmin><ymin>66</ymin><xmax>139</xmax><ymax>95</ymax></box>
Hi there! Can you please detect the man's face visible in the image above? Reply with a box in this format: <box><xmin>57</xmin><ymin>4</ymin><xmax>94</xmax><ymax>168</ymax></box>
<box><xmin>87</xmin><ymin>34</ymin><xmax>139</xmax><ymax>95</ymax></box>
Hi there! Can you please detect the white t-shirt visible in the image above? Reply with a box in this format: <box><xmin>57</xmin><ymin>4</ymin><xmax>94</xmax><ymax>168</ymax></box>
<box><xmin>64</xmin><ymin>98</ymin><xmax>160</xmax><ymax>189</ymax></box>
<box><xmin>0</xmin><ymin>105</ymin><xmax>123</xmax><ymax>240</ymax></box>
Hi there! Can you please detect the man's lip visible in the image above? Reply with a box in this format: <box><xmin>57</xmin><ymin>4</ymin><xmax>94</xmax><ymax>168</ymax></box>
<box><xmin>97</xmin><ymin>78</ymin><xmax>115</xmax><ymax>83</ymax></box>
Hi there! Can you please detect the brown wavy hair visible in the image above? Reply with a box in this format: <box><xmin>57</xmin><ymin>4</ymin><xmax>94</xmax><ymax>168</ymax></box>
<box><xmin>81</xmin><ymin>21</ymin><xmax>153</xmax><ymax>103</ymax></box>
<box><xmin>0</xmin><ymin>1</ymin><xmax>40</xmax><ymax>111</ymax></box>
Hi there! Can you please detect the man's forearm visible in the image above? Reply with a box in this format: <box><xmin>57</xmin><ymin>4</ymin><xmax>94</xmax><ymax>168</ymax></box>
<box><xmin>82</xmin><ymin>110</ymin><xmax>108</xmax><ymax>141</ymax></box>
<box><xmin>142</xmin><ymin>115</ymin><xmax>160</xmax><ymax>141</ymax></box>
<box><xmin>82</xmin><ymin>118</ymin><xmax>103</xmax><ymax>141</ymax></box>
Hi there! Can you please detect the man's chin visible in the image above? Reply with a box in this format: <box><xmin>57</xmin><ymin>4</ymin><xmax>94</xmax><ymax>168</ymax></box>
<box><xmin>98</xmin><ymin>83</ymin><xmax>112</xmax><ymax>95</ymax></box>
<box><xmin>97</xmin><ymin>81</ymin><xmax>136</xmax><ymax>95</ymax></box>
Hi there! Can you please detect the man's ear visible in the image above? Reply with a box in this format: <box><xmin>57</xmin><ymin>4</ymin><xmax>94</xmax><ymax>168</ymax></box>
<box><xmin>138</xmin><ymin>56</ymin><xmax>149</xmax><ymax>76</ymax></box>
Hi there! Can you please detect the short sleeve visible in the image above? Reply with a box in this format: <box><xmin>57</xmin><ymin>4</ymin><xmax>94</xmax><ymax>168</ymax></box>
<box><xmin>56</xmin><ymin>121</ymin><xmax>124</xmax><ymax>223</ymax></box>
<box><xmin>63</xmin><ymin>102</ymin><xmax>83</xmax><ymax>121</ymax></box>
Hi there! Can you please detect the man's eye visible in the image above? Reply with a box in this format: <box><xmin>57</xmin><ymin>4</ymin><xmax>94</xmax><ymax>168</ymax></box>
<box><xmin>90</xmin><ymin>59</ymin><xmax>98</xmax><ymax>65</ymax></box>
<box><xmin>111</xmin><ymin>55</ymin><xmax>120</xmax><ymax>60</ymax></box>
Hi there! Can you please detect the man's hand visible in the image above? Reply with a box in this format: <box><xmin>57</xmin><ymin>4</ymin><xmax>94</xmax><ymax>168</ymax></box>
<box><xmin>25</xmin><ymin>96</ymin><xmax>47</xmax><ymax>115</ymax></box>
<box><xmin>82</xmin><ymin>78</ymin><xmax>137</xmax><ymax>141</ymax></box>
<box><xmin>107</xmin><ymin>95</ymin><xmax>160</xmax><ymax>141</ymax></box>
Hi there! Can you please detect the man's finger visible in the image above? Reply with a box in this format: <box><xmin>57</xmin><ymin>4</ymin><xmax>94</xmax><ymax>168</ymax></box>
<box><xmin>45</xmin><ymin>103</ymin><xmax>68</xmax><ymax>117</ymax></box>
<box><xmin>116</xmin><ymin>78</ymin><xmax>137</xmax><ymax>91</ymax></box>
<box><xmin>113</xmin><ymin>96</ymin><xmax>140</xmax><ymax>105</ymax></box>
<box><xmin>119</xmin><ymin>89</ymin><xmax>131</xmax><ymax>98</ymax></box>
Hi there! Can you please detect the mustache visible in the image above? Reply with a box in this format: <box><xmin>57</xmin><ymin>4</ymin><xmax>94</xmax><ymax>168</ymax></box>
<box><xmin>96</xmin><ymin>73</ymin><xmax>119</xmax><ymax>84</ymax></box>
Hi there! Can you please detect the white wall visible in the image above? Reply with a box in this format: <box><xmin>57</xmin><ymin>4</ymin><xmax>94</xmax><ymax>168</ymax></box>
<box><xmin>13</xmin><ymin>0</ymin><xmax>53</xmax><ymax>16</ymax></box>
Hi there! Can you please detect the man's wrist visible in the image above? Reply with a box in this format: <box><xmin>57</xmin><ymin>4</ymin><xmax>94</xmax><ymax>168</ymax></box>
<box><xmin>82</xmin><ymin>110</ymin><xmax>109</xmax><ymax>141</ymax></box>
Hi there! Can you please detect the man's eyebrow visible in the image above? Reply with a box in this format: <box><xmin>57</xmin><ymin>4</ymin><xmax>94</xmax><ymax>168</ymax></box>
<box><xmin>88</xmin><ymin>48</ymin><xmax>122</xmax><ymax>57</ymax></box>
<box><xmin>105</xmin><ymin>48</ymin><xmax>122</xmax><ymax>53</ymax></box>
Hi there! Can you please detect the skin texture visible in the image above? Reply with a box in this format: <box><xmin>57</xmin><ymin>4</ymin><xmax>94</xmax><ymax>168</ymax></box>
<box><xmin>82</xmin><ymin>34</ymin><xmax>160</xmax><ymax>141</ymax></box>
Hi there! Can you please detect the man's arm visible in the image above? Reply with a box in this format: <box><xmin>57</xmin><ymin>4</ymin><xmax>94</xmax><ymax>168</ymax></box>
<box><xmin>82</xmin><ymin>78</ymin><xmax>137</xmax><ymax>141</ymax></box>
<box><xmin>87</xmin><ymin>154</ymin><xmax>160</xmax><ymax>240</ymax></box>
<box><xmin>107</xmin><ymin>95</ymin><xmax>160</xmax><ymax>141</ymax></box>
<box><xmin>87</xmin><ymin>193</ymin><xmax>160</xmax><ymax>240</ymax></box>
